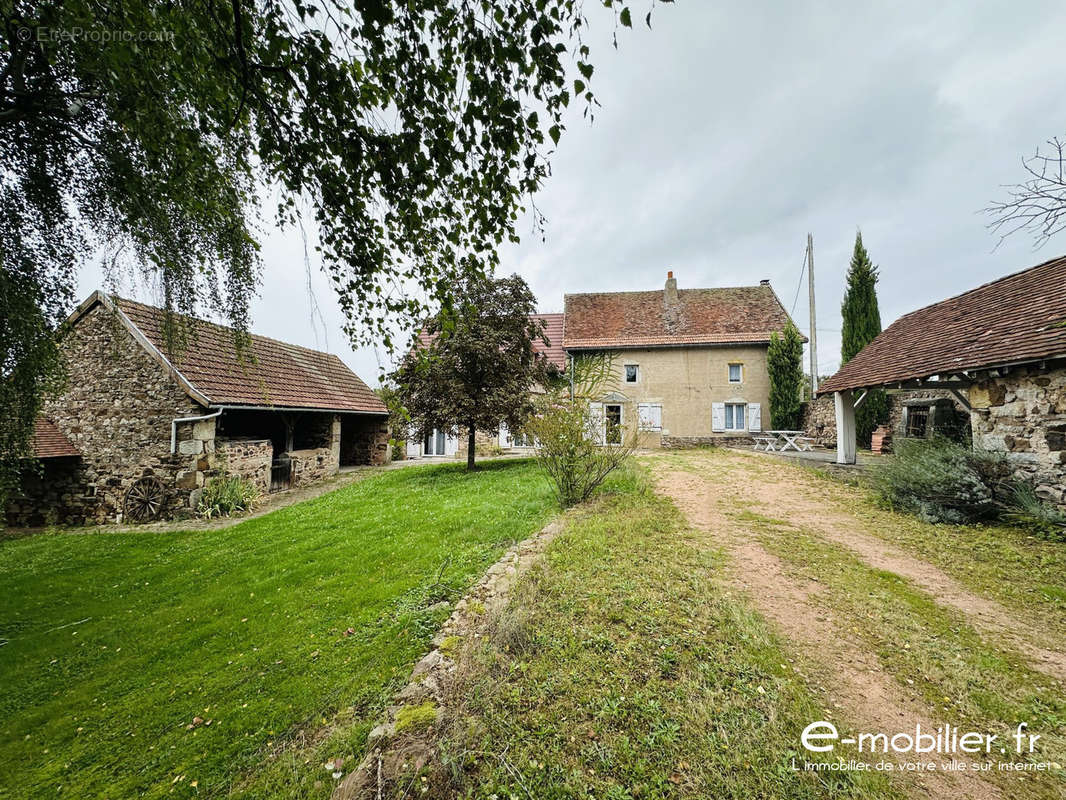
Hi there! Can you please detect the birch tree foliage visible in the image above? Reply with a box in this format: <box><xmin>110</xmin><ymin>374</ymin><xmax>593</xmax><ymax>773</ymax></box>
<box><xmin>0</xmin><ymin>0</ymin><xmax>670</xmax><ymax>503</ymax></box>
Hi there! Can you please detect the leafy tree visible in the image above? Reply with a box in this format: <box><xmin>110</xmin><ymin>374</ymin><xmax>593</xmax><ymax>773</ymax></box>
<box><xmin>767</xmin><ymin>320</ymin><xmax>804</xmax><ymax>429</ymax></box>
<box><xmin>840</xmin><ymin>231</ymin><xmax>889</xmax><ymax>447</ymax></box>
<box><xmin>392</xmin><ymin>273</ymin><xmax>555</xmax><ymax>470</ymax></box>
<box><xmin>526</xmin><ymin>350</ymin><xmax>636</xmax><ymax>507</ymax></box>
<box><xmin>0</xmin><ymin>0</ymin><xmax>667</xmax><ymax>507</ymax></box>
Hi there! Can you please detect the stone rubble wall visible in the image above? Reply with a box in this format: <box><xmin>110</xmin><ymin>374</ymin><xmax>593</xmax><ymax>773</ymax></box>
<box><xmin>5</xmin><ymin>459</ymin><xmax>92</xmax><ymax>527</ymax></box>
<box><xmin>333</xmin><ymin>518</ymin><xmax>564</xmax><ymax>799</ymax></box>
<box><xmin>803</xmin><ymin>395</ymin><xmax>837</xmax><ymax>447</ymax></box>
<box><xmin>37</xmin><ymin>303</ymin><xmax>208</xmax><ymax>523</ymax></box>
<box><xmin>970</xmin><ymin>362</ymin><xmax>1066</xmax><ymax>508</ymax></box>
<box><xmin>290</xmin><ymin>447</ymin><xmax>338</xmax><ymax>487</ymax></box>
<box><xmin>803</xmin><ymin>389</ymin><xmax>969</xmax><ymax>448</ymax></box>
<box><xmin>341</xmin><ymin>416</ymin><xmax>391</xmax><ymax>466</ymax></box>
<box><xmin>216</xmin><ymin>439</ymin><xmax>273</xmax><ymax>495</ymax></box>
<box><xmin>661</xmin><ymin>434</ymin><xmax>753</xmax><ymax>449</ymax></box>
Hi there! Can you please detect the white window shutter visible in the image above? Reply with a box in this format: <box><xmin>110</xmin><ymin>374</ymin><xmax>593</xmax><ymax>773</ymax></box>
<box><xmin>499</xmin><ymin>422</ymin><xmax>511</xmax><ymax>448</ymax></box>
<box><xmin>711</xmin><ymin>402</ymin><xmax>725</xmax><ymax>432</ymax></box>
<box><xmin>588</xmin><ymin>402</ymin><xmax>605</xmax><ymax>444</ymax></box>
<box><xmin>747</xmin><ymin>403</ymin><xmax>762</xmax><ymax>432</ymax></box>
<box><xmin>638</xmin><ymin>403</ymin><xmax>662</xmax><ymax>431</ymax></box>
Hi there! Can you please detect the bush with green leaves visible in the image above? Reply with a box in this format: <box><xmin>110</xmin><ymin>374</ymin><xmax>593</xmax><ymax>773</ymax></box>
<box><xmin>198</xmin><ymin>473</ymin><xmax>260</xmax><ymax>519</ymax></box>
<box><xmin>524</xmin><ymin>399</ymin><xmax>637</xmax><ymax>508</ymax></box>
<box><xmin>872</xmin><ymin>437</ymin><xmax>1010</xmax><ymax>524</ymax></box>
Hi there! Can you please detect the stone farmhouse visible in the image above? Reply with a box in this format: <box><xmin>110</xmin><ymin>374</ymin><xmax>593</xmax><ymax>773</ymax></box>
<box><xmin>818</xmin><ymin>255</ymin><xmax>1066</xmax><ymax>508</ymax></box>
<box><xmin>564</xmin><ymin>273</ymin><xmax>801</xmax><ymax>448</ymax></box>
<box><xmin>8</xmin><ymin>292</ymin><xmax>389</xmax><ymax>526</ymax></box>
<box><xmin>405</xmin><ymin>273</ymin><xmax>801</xmax><ymax>456</ymax></box>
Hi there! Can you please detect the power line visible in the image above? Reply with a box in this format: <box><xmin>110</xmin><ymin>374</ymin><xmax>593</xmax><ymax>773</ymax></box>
<box><xmin>789</xmin><ymin>245</ymin><xmax>807</xmax><ymax>316</ymax></box>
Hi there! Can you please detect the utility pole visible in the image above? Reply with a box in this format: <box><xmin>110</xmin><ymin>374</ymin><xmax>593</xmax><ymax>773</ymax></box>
<box><xmin>807</xmin><ymin>233</ymin><xmax>819</xmax><ymax>397</ymax></box>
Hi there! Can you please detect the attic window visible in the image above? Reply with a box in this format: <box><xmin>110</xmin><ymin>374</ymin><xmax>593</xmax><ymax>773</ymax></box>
<box><xmin>728</xmin><ymin>363</ymin><xmax>743</xmax><ymax>383</ymax></box>
<box><xmin>624</xmin><ymin>365</ymin><xmax>638</xmax><ymax>383</ymax></box>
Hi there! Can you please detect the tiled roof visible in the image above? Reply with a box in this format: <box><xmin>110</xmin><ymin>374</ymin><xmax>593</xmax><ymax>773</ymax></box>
<box><xmin>415</xmin><ymin>312</ymin><xmax>567</xmax><ymax>369</ymax></box>
<box><xmin>113</xmin><ymin>297</ymin><xmax>387</xmax><ymax>413</ymax></box>
<box><xmin>563</xmin><ymin>285</ymin><xmax>799</xmax><ymax>350</ymax></box>
<box><xmin>30</xmin><ymin>418</ymin><xmax>80</xmax><ymax>458</ymax></box>
<box><xmin>533</xmin><ymin>313</ymin><xmax>566</xmax><ymax>368</ymax></box>
<box><xmin>818</xmin><ymin>255</ymin><xmax>1066</xmax><ymax>394</ymax></box>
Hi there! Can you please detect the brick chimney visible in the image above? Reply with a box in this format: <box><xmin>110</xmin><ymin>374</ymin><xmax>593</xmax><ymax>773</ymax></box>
<box><xmin>664</xmin><ymin>270</ymin><xmax>678</xmax><ymax>306</ymax></box>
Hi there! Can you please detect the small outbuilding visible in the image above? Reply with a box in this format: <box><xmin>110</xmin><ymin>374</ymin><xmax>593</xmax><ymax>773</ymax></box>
<box><xmin>818</xmin><ymin>255</ymin><xmax>1066</xmax><ymax>508</ymax></box>
<box><xmin>6</xmin><ymin>292</ymin><xmax>390</xmax><ymax>526</ymax></box>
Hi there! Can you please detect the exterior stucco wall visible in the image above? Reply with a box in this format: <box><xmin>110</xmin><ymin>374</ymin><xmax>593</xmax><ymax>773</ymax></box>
<box><xmin>578</xmin><ymin>344</ymin><xmax>771</xmax><ymax>444</ymax></box>
<box><xmin>40</xmin><ymin>303</ymin><xmax>209</xmax><ymax>523</ymax></box>
<box><xmin>970</xmin><ymin>362</ymin><xmax>1066</xmax><ymax>508</ymax></box>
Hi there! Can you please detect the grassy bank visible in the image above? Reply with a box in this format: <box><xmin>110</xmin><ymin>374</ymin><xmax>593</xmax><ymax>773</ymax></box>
<box><xmin>438</xmin><ymin>468</ymin><xmax>899</xmax><ymax>799</ymax></box>
<box><xmin>0</xmin><ymin>460</ymin><xmax>555</xmax><ymax>799</ymax></box>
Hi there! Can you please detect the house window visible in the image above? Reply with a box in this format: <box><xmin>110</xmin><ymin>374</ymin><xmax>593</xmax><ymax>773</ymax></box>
<box><xmin>724</xmin><ymin>403</ymin><xmax>746</xmax><ymax>431</ymax></box>
<box><xmin>624</xmin><ymin>364</ymin><xmax>639</xmax><ymax>383</ymax></box>
<box><xmin>728</xmin><ymin>363</ymin><xmax>743</xmax><ymax>383</ymax></box>
<box><xmin>511</xmin><ymin>430</ymin><xmax>536</xmax><ymax>448</ymax></box>
<box><xmin>605</xmin><ymin>404</ymin><xmax>623</xmax><ymax>444</ymax></box>
<box><xmin>906</xmin><ymin>406</ymin><xmax>929</xmax><ymax>438</ymax></box>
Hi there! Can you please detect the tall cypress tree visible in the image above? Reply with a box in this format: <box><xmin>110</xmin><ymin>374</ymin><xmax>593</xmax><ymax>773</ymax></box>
<box><xmin>840</xmin><ymin>231</ymin><xmax>890</xmax><ymax>447</ymax></box>
<box><xmin>768</xmin><ymin>321</ymin><xmax>805</xmax><ymax>429</ymax></box>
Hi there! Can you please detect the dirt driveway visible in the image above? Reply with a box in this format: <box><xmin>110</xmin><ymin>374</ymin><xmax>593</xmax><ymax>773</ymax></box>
<box><xmin>651</xmin><ymin>448</ymin><xmax>1066</xmax><ymax>800</ymax></box>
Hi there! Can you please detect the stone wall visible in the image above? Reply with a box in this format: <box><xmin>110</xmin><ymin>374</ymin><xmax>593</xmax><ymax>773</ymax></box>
<box><xmin>340</xmin><ymin>415</ymin><xmax>391</xmax><ymax>466</ymax></box>
<box><xmin>216</xmin><ymin>439</ymin><xmax>273</xmax><ymax>494</ymax></box>
<box><xmin>40</xmin><ymin>303</ymin><xmax>209</xmax><ymax>523</ymax></box>
<box><xmin>970</xmin><ymin>362</ymin><xmax>1066</xmax><ymax>508</ymax></box>
<box><xmin>803</xmin><ymin>395</ymin><xmax>837</xmax><ymax>447</ymax></box>
<box><xmin>5</xmin><ymin>458</ymin><xmax>94</xmax><ymax>527</ymax></box>
<box><xmin>290</xmin><ymin>447</ymin><xmax>337</xmax><ymax>487</ymax></box>
<box><xmin>455</xmin><ymin>429</ymin><xmax>504</xmax><ymax>460</ymax></box>
<box><xmin>661</xmin><ymin>434</ymin><xmax>753</xmax><ymax>449</ymax></box>
<box><xmin>803</xmin><ymin>389</ymin><xmax>969</xmax><ymax>448</ymax></box>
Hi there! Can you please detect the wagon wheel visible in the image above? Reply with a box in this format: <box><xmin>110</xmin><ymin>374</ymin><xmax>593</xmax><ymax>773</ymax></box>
<box><xmin>124</xmin><ymin>476</ymin><xmax>166</xmax><ymax>522</ymax></box>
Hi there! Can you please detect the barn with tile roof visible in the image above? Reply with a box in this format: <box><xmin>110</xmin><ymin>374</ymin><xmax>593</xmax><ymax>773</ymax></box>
<box><xmin>817</xmin><ymin>255</ymin><xmax>1066</xmax><ymax>507</ymax></box>
<box><xmin>7</xmin><ymin>291</ymin><xmax>390</xmax><ymax>526</ymax></box>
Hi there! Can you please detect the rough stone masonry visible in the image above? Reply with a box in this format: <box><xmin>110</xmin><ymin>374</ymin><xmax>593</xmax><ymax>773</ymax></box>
<box><xmin>970</xmin><ymin>362</ymin><xmax>1066</xmax><ymax>508</ymax></box>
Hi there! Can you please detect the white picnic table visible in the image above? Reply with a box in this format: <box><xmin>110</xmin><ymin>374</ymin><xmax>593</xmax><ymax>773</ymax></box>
<box><xmin>752</xmin><ymin>430</ymin><xmax>815</xmax><ymax>452</ymax></box>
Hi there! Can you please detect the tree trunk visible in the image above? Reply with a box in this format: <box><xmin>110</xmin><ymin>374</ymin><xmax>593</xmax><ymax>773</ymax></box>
<box><xmin>466</xmin><ymin>424</ymin><xmax>476</xmax><ymax>470</ymax></box>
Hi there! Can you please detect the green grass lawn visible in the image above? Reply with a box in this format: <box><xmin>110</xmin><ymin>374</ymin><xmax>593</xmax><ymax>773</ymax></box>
<box><xmin>0</xmin><ymin>459</ymin><xmax>555</xmax><ymax>800</ymax></box>
<box><xmin>438</xmin><ymin>468</ymin><xmax>900</xmax><ymax>799</ymax></box>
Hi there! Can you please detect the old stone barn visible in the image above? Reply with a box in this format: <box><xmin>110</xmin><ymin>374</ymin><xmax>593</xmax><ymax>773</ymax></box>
<box><xmin>818</xmin><ymin>255</ymin><xmax>1066</xmax><ymax>509</ymax></box>
<box><xmin>7</xmin><ymin>292</ymin><xmax>389</xmax><ymax>526</ymax></box>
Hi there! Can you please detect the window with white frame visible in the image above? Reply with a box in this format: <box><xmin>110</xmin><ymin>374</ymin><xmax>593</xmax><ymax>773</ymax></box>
<box><xmin>728</xmin><ymin>363</ymin><xmax>743</xmax><ymax>383</ymax></box>
<box><xmin>724</xmin><ymin>403</ymin><xmax>746</xmax><ymax>431</ymax></box>
<box><xmin>637</xmin><ymin>403</ymin><xmax>662</xmax><ymax>431</ymax></box>
<box><xmin>511</xmin><ymin>430</ymin><xmax>536</xmax><ymax>448</ymax></box>
<box><xmin>624</xmin><ymin>364</ymin><xmax>639</xmax><ymax>383</ymax></box>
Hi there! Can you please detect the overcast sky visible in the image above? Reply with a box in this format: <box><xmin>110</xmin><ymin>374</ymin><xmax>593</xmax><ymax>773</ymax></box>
<box><xmin>79</xmin><ymin>0</ymin><xmax>1066</xmax><ymax>384</ymax></box>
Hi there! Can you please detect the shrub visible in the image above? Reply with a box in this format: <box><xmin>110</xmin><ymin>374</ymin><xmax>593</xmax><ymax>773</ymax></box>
<box><xmin>524</xmin><ymin>399</ymin><xmax>637</xmax><ymax>508</ymax></box>
<box><xmin>198</xmin><ymin>473</ymin><xmax>260</xmax><ymax>519</ymax></box>
<box><xmin>1001</xmin><ymin>482</ymin><xmax>1066</xmax><ymax>541</ymax></box>
<box><xmin>872</xmin><ymin>437</ymin><xmax>1009</xmax><ymax>524</ymax></box>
